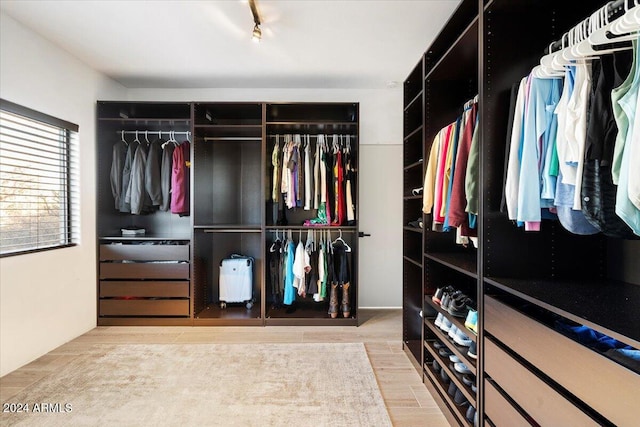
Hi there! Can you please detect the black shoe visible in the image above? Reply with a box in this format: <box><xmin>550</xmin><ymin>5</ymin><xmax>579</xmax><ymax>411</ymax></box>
<box><xmin>408</xmin><ymin>217</ymin><xmax>423</xmax><ymax>228</ymax></box>
<box><xmin>448</xmin><ymin>296</ymin><xmax>475</xmax><ymax>318</ymax></box>
<box><xmin>462</xmin><ymin>374</ymin><xmax>476</xmax><ymax>388</ymax></box>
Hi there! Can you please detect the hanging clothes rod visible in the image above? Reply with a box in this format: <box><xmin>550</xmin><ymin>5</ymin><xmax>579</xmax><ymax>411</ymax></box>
<box><xmin>203</xmin><ymin>137</ymin><xmax>262</xmax><ymax>141</ymax></box>
<box><xmin>267</xmin><ymin>134</ymin><xmax>357</xmax><ymax>138</ymax></box>
<box><xmin>117</xmin><ymin>130</ymin><xmax>191</xmax><ymax>135</ymax></box>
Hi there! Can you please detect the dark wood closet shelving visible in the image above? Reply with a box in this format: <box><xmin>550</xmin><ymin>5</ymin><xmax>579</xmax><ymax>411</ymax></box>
<box><xmin>422</xmin><ymin>358</ymin><xmax>474</xmax><ymax>426</ymax></box>
<box><xmin>425</xmin><ymin>252</ymin><xmax>478</xmax><ymax>278</ymax></box>
<box><xmin>97</xmin><ymin>101</ymin><xmax>359</xmax><ymax>327</ymax></box>
<box><xmin>404</xmin><ymin>160</ymin><xmax>423</xmax><ymax>171</ymax></box>
<box><xmin>403</xmin><ymin>255</ymin><xmax>422</xmax><ymax>269</ymax></box>
<box><xmin>404</xmin><ymin>0</ymin><xmax>639</xmax><ymax>425</ymax></box>
<box><xmin>424</xmin><ymin>340</ymin><xmax>477</xmax><ymax>407</ymax></box>
<box><xmin>425</xmin><ymin>297</ymin><xmax>477</xmax><ymax>344</ymax></box>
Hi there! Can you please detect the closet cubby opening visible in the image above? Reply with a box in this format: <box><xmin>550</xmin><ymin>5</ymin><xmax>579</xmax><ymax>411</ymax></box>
<box><xmin>266</xmin><ymin>103</ymin><xmax>357</xmax><ymax>124</ymax></box>
<box><xmin>193</xmin><ymin>102</ymin><xmax>263</xmax><ymax>127</ymax></box>
<box><xmin>404</xmin><ymin>59</ymin><xmax>424</xmax><ymax>106</ymax></box>
<box><xmin>403</xmin><ymin>257</ymin><xmax>423</xmax><ymax>359</ymax></box>
<box><xmin>192</xmin><ymin>229</ymin><xmax>262</xmax><ymax>324</ymax></box>
<box><xmin>97</xmin><ymin>101</ymin><xmax>191</xmax><ymax>121</ymax></box>
<box><xmin>193</xmin><ymin>137</ymin><xmax>263</xmax><ymax>227</ymax></box>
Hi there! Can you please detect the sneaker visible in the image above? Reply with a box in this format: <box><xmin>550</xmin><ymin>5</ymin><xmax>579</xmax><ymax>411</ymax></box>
<box><xmin>432</xmin><ymin>286</ymin><xmax>453</xmax><ymax>305</ymax></box>
<box><xmin>448</xmin><ymin>325</ymin><xmax>459</xmax><ymax>340</ymax></box>
<box><xmin>433</xmin><ymin>340</ymin><xmax>445</xmax><ymax>349</ymax></box>
<box><xmin>431</xmin><ymin>359</ymin><xmax>441</xmax><ymax>372</ymax></box>
<box><xmin>454</xmin><ymin>388</ymin><xmax>469</xmax><ymax>406</ymax></box>
<box><xmin>465</xmin><ymin>309</ymin><xmax>478</xmax><ymax>334</ymax></box>
<box><xmin>448</xmin><ymin>354</ymin><xmax>460</xmax><ymax>363</ymax></box>
<box><xmin>440</xmin><ymin>368</ymin><xmax>450</xmax><ymax>384</ymax></box>
<box><xmin>434</xmin><ymin>312</ymin><xmax>444</xmax><ymax>328</ymax></box>
<box><xmin>454</xmin><ymin>362</ymin><xmax>472</xmax><ymax>375</ymax></box>
<box><xmin>438</xmin><ymin>348</ymin><xmax>453</xmax><ymax>358</ymax></box>
<box><xmin>447</xmin><ymin>382</ymin><xmax>458</xmax><ymax>397</ymax></box>
<box><xmin>453</xmin><ymin>328</ymin><xmax>472</xmax><ymax>347</ymax></box>
<box><xmin>448</xmin><ymin>296</ymin><xmax>474</xmax><ymax>318</ymax></box>
<box><xmin>467</xmin><ymin>341</ymin><xmax>477</xmax><ymax>359</ymax></box>
<box><xmin>440</xmin><ymin>317</ymin><xmax>453</xmax><ymax>333</ymax></box>
<box><xmin>462</xmin><ymin>374</ymin><xmax>476</xmax><ymax>388</ymax></box>
<box><xmin>466</xmin><ymin>406</ymin><xmax>476</xmax><ymax>422</ymax></box>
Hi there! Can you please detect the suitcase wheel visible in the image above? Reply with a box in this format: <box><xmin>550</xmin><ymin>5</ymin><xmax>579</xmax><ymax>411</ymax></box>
<box><xmin>246</xmin><ymin>301</ymin><xmax>253</xmax><ymax>309</ymax></box>
<box><xmin>220</xmin><ymin>302</ymin><xmax>227</xmax><ymax>309</ymax></box>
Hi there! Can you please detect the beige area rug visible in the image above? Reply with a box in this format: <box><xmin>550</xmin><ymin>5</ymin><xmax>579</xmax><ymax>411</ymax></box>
<box><xmin>1</xmin><ymin>343</ymin><xmax>391</xmax><ymax>427</ymax></box>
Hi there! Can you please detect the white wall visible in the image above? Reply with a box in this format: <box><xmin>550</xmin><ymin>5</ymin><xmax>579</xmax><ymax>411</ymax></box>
<box><xmin>127</xmin><ymin>88</ymin><xmax>404</xmax><ymax>308</ymax></box>
<box><xmin>0</xmin><ymin>12</ymin><xmax>127</xmax><ymax>377</ymax></box>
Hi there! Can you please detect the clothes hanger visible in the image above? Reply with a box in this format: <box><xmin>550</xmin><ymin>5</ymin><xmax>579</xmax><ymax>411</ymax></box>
<box><xmin>134</xmin><ymin>130</ymin><xmax>140</xmax><ymax>144</ymax></box>
<box><xmin>121</xmin><ymin>130</ymin><xmax>128</xmax><ymax>146</ymax></box>
<box><xmin>332</xmin><ymin>229</ymin><xmax>352</xmax><ymax>252</ymax></box>
<box><xmin>144</xmin><ymin>130</ymin><xmax>150</xmax><ymax>145</ymax></box>
<box><xmin>269</xmin><ymin>230</ymin><xmax>281</xmax><ymax>252</ymax></box>
<box><xmin>588</xmin><ymin>1</ymin><xmax>638</xmax><ymax>46</ymax></box>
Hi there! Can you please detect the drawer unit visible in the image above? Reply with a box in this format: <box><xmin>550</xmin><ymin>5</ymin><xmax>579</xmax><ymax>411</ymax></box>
<box><xmin>100</xmin><ymin>244</ymin><xmax>189</xmax><ymax>261</ymax></box>
<box><xmin>484</xmin><ymin>337</ymin><xmax>598</xmax><ymax>426</ymax></box>
<box><xmin>100</xmin><ymin>281</ymin><xmax>189</xmax><ymax>298</ymax></box>
<box><xmin>100</xmin><ymin>299</ymin><xmax>190</xmax><ymax>316</ymax></box>
<box><xmin>98</xmin><ymin>240</ymin><xmax>191</xmax><ymax>320</ymax></box>
<box><xmin>484</xmin><ymin>379</ymin><xmax>530</xmax><ymax>427</ymax></box>
<box><xmin>485</xmin><ymin>296</ymin><xmax>640</xmax><ymax>426</ymax></box>
<box><xmin>99</xmin><ymin>263</ymin><xmax>189</xmax><ymax>280</ymax></box>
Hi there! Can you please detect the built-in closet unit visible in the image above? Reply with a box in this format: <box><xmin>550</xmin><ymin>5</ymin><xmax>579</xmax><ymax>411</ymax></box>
<box><xmin>403</xmin><ymin>1</ymin><xmax>640</xmax><ymax>425</ymax></box>
<box><xmin>192</xmin><ymin>103</ymin><xmax>264</xmax><ymax>325</ymax></box>
<box><xmin>264</xmin><ymin>103</ymin><xmax>360</xmax><ymax>326</ymax></box>
<box><xmin>96</xmin><ymin>102</ymin><xmax>192</xmax><ymax>326</ymax></box>
<box><xmin>97</xmin><ymin>101</ymin><xmax>360</xmax><ymax>327</ymax></box>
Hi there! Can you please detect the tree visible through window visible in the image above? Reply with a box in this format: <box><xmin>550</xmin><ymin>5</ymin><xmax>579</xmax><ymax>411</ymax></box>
<box><xmin>0</xmin><ymin>99</ymin><xmax>79</xmax><ymax>256</ymax></box>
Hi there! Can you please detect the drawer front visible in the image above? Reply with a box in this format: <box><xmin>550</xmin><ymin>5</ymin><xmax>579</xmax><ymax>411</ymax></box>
<box><xmin>99</xmin><ymin>299</ymin><xmax>189</xmax><ymax>316</ymax></box>
<box><xmin>485</xmin><ymin>338</ymin><xmax>598</xmax><ymax>427</ymax></box>
<box><xmin>100</xmin><ymin>281</ymin><xmax>189</xmax><ymax>298</ymax></box>
<box><xmin>484</xmin><ymin>379</ymin><xmax>530</xmax><ymax>427</ymax></box>
<box><xmin>99</xmin><ymin>263</ymin><xmax>189</xmax><ymax>279</ymax></box>
<box><xmin>485</xmin><ymin>296</ymin><xmax>640</xmax><ymax>427</ymax></box>
<box><xmin>99</xmin><ymin>244</ymin><xmax>189</xmax><ymax>261</ymax></box>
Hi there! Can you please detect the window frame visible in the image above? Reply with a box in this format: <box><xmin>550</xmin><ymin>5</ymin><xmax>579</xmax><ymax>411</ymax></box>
<box><xmin>0</xmin><ymin>99</ymin><xmax>79</xmax><ymax>257</ymax></box>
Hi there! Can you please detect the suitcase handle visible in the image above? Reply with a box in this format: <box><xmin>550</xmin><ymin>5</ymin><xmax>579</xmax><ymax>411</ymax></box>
<box><xmin>221</xmin><ymin>254</ymin><xmax>255</xmax><ymax>267</ymax></box>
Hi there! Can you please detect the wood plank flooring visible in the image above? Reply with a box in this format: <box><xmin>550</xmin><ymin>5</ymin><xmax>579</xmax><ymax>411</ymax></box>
<box><xmin>0</xmin><ymin>309</ymin><xmax>448</xmax><ymax>426</ymax></box>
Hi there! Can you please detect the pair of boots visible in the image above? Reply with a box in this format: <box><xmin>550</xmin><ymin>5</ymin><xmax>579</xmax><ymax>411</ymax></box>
<box><xmin>328</xmin><ymin>283</ymin><xmax>350</xmax><ymax>318</ymax></box>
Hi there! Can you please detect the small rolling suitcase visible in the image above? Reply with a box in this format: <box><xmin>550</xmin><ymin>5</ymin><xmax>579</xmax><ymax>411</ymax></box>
<box><xmin>219</xmin><ymin>254</ymin><xmax>254</xmax><ymax>309</ymax></box>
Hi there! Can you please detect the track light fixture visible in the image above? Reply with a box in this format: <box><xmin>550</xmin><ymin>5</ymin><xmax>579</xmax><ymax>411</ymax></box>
<box><xmin>252</xmin><ymin>23</ymin><xmax>262</xmax><ymax>43</ymax></box>
<box><xmin>249</xmin><ymin>0</ymin><xmax>262</xmax><ymax>43</ymax></box>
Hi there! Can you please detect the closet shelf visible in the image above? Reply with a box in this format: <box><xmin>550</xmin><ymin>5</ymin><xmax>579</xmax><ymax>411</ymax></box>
<box><xmin>425</xmin><ymin>17</ymin><xmax>479</xmax><ymax>82</ymax></box>
<box><xmin>485</xmin><ymin>277</ymin><xmax>640</xmax><ymax>348</ymax></box>
<box><xmin>99</xmin><ymin>234</ymin><xmax>191</xmax><ymax>241</ymax></box>
<box><xmin>425</xmin><ymin>252</ymin><xmax>478</xmax><ymax>278</ymax></box>
<box><xmin>404</xmin><ymin>91</ymin><xmax>424</xmax><ymax>112</ymax></box>
<box><xmin>404</xmin><ymin>195</ymin><xmax>423</xmax><ymax>201</ymax></box>
<box><xmin>265</xmin><ymin>225</ymin><xmax>358</xmax><ymax>231</ymax></box>
<box><xmin>425</xmin><ymin>317</ymin><xmax>477</xmax><ymax>375</ymax></box>
<box><xmin>403</xmin><ymin>226</ymin><xmax>423</xmax><ymax>234</ymax></box>
<box><xmin>193</xmin><ymin>225</ymin><xmax>261</xmax><ymax>232</ymax></box>
<box><xmin>403</xmin><ymin>125</ymin><xmax>423</xmax><ymax>141</ymax></box>
<box><xmin>404</xmin><ymin>160</ymin><xmax>424</xmax><ymax>171</ymax></box>
<box><xmin>424</xmin><ymin>339</ymin><xmax>477</xmax><ymax>407</ymax></box>
<box><xmin>422</xmin><ymin>360</ymin><xmax>474</xmax><ymax>427</ymax></box>
<box><xmin>425</xmin><ymin>297</ymin><xmax>477</xmax><ymax>344</ymax></box>
<box><xmin>98</xmin><ymin>117</ymin><xmax>190</xmax><ymax>124</ymax></box>
<box><xmin>403</xmin><ymin>255</ymin><xmax>423</xmax><ymax>268</ymax></box>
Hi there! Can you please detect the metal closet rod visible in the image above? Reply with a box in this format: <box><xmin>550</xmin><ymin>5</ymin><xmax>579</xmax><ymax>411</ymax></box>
<box><xmin>117</xmin><ymin>130</ymin><xmax>191</xmax><ymax>135</ymax></box>
<box><xmin>267</xmin><ymin>134</ymin><xmax>357</xmax><ymax>138</ymax></box>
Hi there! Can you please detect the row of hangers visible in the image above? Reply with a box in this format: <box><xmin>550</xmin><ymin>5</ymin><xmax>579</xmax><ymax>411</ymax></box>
<box><xmin>534</xmin><ymin>0</ymin><xmax>639</xmax><ymax>78</ymax></box>
<box><xmin>269</xmin><ymin>228</ymin><xmax>352</xmax><ymax>253</ymax></box>
<box><xmin>273</xmin><ymin>134</ymin><xmax>354</xmax><ymax>155</ymax></box>
<box><xmin>118</xmin><ymin>130</ymin><xmax>191</xmax><ymax>147</ymax></box>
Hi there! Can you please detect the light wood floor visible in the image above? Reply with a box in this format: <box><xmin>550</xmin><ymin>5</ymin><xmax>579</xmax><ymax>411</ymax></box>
<box><xmin>0</xmin><ymin>309</ymin><xmax>448</xmax><ymax>427</ymax></box>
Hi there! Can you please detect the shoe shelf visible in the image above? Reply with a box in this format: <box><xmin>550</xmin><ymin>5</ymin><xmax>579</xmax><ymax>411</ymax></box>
<box><xmin>403</xmin><ymin>226</ymin><xmax>424</xmax><ymax>234</ymax></box>
<box><xmin>424</xmin><ymin>339</ymin><xmax>477</xmax><ymax>407</ymax></box>
<box><xmin>422</xmin><ymin>359</ymin><xmax>474</xmax><ymax>427</ymax></box>
<box><xmin>425</xmin><ymin>296</ymin><xmax>476</xmax><ymax>344</ymax></box>
<box><xmin>424</xmin><ymin>252</ymin><xmax>478</xmax><ymax>279</ymax></box>
<box><xmin>485</xmin><ymin>277</ymin><xmax>640</xmax><ymax>348</ymax></box>
<box><xmin>424</xmin><ymin>316</ymin><xmax>476</xmax><ymax>375</ymax></box>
